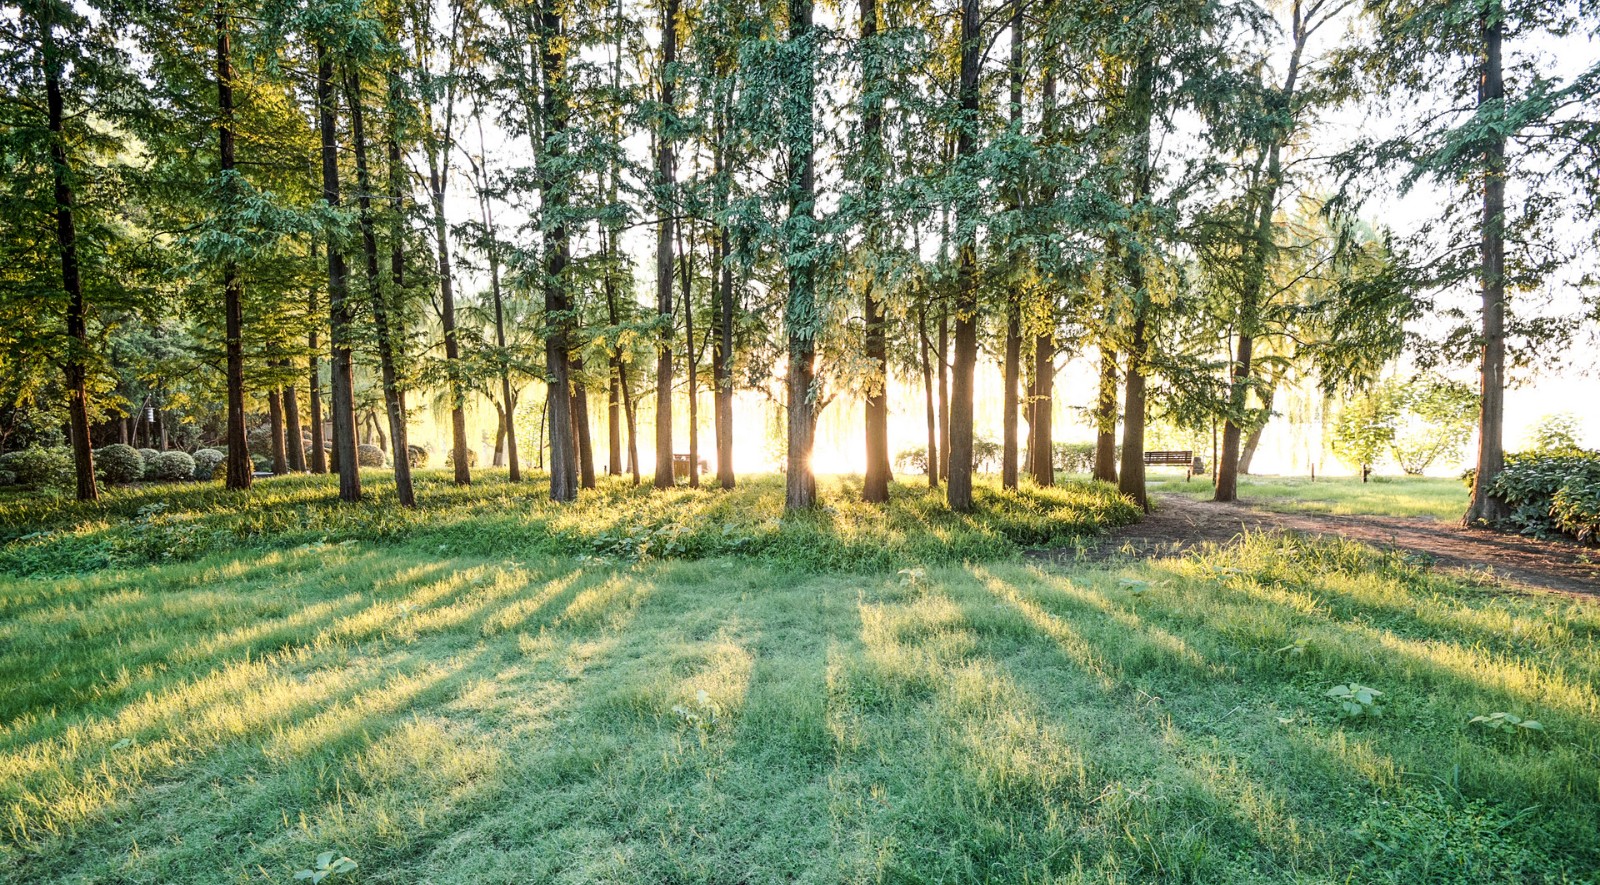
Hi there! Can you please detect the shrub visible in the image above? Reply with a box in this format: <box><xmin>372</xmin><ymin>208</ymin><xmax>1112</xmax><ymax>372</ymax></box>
<box><xmin>95</xmin><ymin>444</ymin><xmax>145</xmax><ymax>485</ymax></box>
<box><xmin>251</xmin><ymin>454</ymin><xmax>271</xmax><ymax>472</ymax></box>
<box><xmin>357</xmin><ymin>444</ymin><xmax>386</xmax><ymax>467</ymax></box>
<box><xmin>0</xmin><ymin>446</ymin><xmax>75</xmax><ymax>488</ymax></box>
<box><xmin>149</xmin><ymin>450</ymin><xmax>196</xmax><ymax>482</ymax></box>
<box><xmin>1489</xmin><ymin>449</ymin><xmax>1600</xmax><ymax>542</ymax></box>
<box><xmin>137</xmin><ymin>448</ymin><xmax>161</xmax><ymax>478</ymax></box>
<box><xmin>895</xmin><ymin>445</ymin><xmax>928</xmax><ymax>475</ymax></box>
<box><xmin>192</xmin><ymin>448</ymin><xmax>226</xmax><ymax>480</ymax></box>
<box><xmin>0</xmin><ymin>470</ymin><xmax>14</xmax><ymax>486</ymax></box>
<box><xmin>444</xmin><ymin>447</ymin><xmax>476</xmax><ymax>468</ymax></box>
<box><xmin>1052</xmin><ymin>442</ymin><xmax>1097</xmax><ymax>473</ymax></box>
<box><xmin>408</xmin><ymin>444</ymin><xmax>429</xmax><ymax>468</ymax></box>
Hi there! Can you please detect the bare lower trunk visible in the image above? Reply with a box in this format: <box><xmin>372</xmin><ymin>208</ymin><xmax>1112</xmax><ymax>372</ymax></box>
<box><xmin>783</xmin><ymin>0</ymin><xmax>818</xmax><ymax>511</ymax></box>
<box><xmin>1000</xmin><ymin>297</ymin><xmax>1020</xmax><ymax>490</ymax></box>
<box><xmin>1030</xmin><ymin>331</ymin><xmax>1053</xmax><ymax>486</ymax></box>
<box><xmin>318</xmin><ymin>45</ymin><xmax>359</xmax><ymax>501</ymax></box>
<box><xmin>1094</xmin><ymin>346</ymin><xmax>1118</xmax><ymax>482</ymax></box>
<box><xmin>947</xmin><ymin>0</ymin><xmax>980</xmax><ymax>513</ymax></box>
<box><xmin>653</xmin><ymin>0</ymin><xmax>679</xmax><ymax>490</ymax></box>
<box><xmin>919</xmin><ymin>303</ymin><xmax>938</xmax><ymax>488</ymax></box>
<box><xmin>267</xmin><ymin>384</ymin><xmax>288</xmax><ymax>474</ymax></box>
<box><xmin>573</xmin><ymin>361</ymin><xmax>596</xmax><ymax>489</ymax></box>
<box><xmin>1118</xmin><ymin>312</ymin><xmax>1149</xmax><ymax>511</ymax></box>
<box><xmin>218</xmin><ymin>11</ymin><xmax>251</xmax><ymax>492</ymax></box>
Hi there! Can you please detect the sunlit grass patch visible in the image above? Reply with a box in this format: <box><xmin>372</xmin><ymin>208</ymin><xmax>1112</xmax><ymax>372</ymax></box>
<box><xmin>1148</xmin><ymin>473</ymin><xmax>1469</xmax><ymax>520</ymax></box>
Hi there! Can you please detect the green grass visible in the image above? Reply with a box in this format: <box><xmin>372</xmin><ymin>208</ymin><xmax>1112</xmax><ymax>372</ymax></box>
<box><xmin>0</xmin><ymin>471</ymin><xmax>1138</xmax><ymax>578</ymax></box>
<box><xmin>1147</xmin><ymin>474</ymin><xmax>1470</xmax><ymax>521</ymax></box>
<box><xmin>2</xmin><ymin>473</ymin><xmax>1598</xmax><ymax>883</ymax></box>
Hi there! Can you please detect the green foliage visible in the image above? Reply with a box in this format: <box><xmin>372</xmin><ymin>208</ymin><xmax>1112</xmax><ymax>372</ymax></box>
<box><xmin>1469</xmin><ymin>712</ymin><xmax>1545</xmax><ymax>737</ymax></box>
<box><xmin>1388</xmin><ymin>378</ymin><xmax>1477</xmax><ymax>475</ymax></box>
<box><xmin>0</xmin><ymin>446</ymin><xmax>74</xmax><ymax>489</ymax></box>
<box><xmin>443</xmin><ymin>447</ymin><xmax>475</xmax><ymax>468</ymax></box>
<box><xmin>1326</xmin><ymin>683</ymin><xmax>1384</xmax><ymax>718</ymax></box>
<box><xmin>94</xmin><ymin>444</ymin><xmax>144</xmax><ymax>485</ymax></box>
<box><xmin>136</xmin><ymin>449</ymin><xmax>161</xmax><ymax>478</ymax></box>
<box><xmin>294</xmin><ymin>851</ymin><xmax>357</xmax><ymax>883</ymax></box>
<box><xmin>894</xmin><ymin>446</ymin><xmax>928</xmax><ymax>475</ymax></box>
<box><xmin>1489</xmin><ymin>450</ymin><xmax>1600</xmax><ymax>542</ymax></box>
<box><xmin>148</xmin><ymin>450</ymin><xmax>195</xmax><ymax>482</ymax></box>
<box><xmin>191</xmin><ymin>448</ymin><xmax>225</xmax><ymax>480</ymax></box>
<box><xmin>1330</xmin><ymin>387</ymin><xmax>1397</xmax><ymax>473</ymax></box>
<box><xmin>1530</xmin><ymin>414</ymin><xmax>1585</xmax><ymax>454</ymax></box>
<box><xmin>1052</xmin><ymin>442</ymin><xmax>1098</xmax><ymax>473</ymax></box>
<box><xmin>356</xmin><ymin>445</ymin><xmax>385</xmax><ymax>468</ymax></box>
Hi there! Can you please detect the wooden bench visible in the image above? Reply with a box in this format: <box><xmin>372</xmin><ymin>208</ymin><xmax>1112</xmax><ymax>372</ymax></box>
<box><xmin>1144</xmin><ymin>450</ymin><xmax>1195</xmax><ymax>481</ymax></box>
<box><xmin>671</xmin><ymin>454</ymin><xmax>709</xmax><ymax>480</ymax></box>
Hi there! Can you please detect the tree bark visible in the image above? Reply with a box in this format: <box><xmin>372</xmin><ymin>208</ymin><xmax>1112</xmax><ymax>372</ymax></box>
<box><xmin>1465</xmin><ymin>3</ymin><xmax>1510</xmax><ymax>526</ymax></box>
<box><xmin>283</xmin><ymin>362</ymin><xmax>306</xmax><ymax>471</ymax></box>
<box><xmin>1030</xmin><ymin>331</ymin><xmax>1054</xmax><ymax>486</ymax></box>
<box><xmin>344</xmin><ymin>65</ymin><xmax>414</xmax><ymax>507</ymax></box>
<box><xmin>712</xmin><ymin>122</ymin><xmax>736</xmax><ymax>490</ymax></box>
<box><xmin>946</xmin><ymin>0</ymin><xmax>982</xmax><ymax>512</ymax></box>
<box><xmin>679</xmin><ymin>223</ymin><xmax>699</xmax><ymax>488</ymax></box>
<box><xmin>783</xmin><ymin>0</ymin><xmax>818</xmax><ymax>511</ymax></box>
<box><xmin>1116</xmin><ymin>51</ymin><xmax>1155</xmax><ymax>512</ymax></box>
<box><xmin>1093</xmin><ymin>345</ymin><xmax>1118</xmax><ymax>482</ymax></box>
<box><xmin>937</xmin><ymin>309</ymin><xmax>950</xmax><ymax>480</ymax></box>
<box><xmin>573</xmin><ymin>358</ymin><xmax>596</xmax><ymax>489</ymax></box>
<box><xmin>218</xmin><ymin>7</ymin><xmax>251</xmax><ymax>492</ymax></box>
<box><xmin>918</xmin><ymin>302</ymin><xmax>938</xmax><ymax>488</ymax></box>
<box><xmin>318</xmin><ymin>45</ymin><xmax>360</xmax><ymax>501</ymax></box>
<box><xmin>307</xmin><ymin>257</ymin><xmax>327</xmax><ymax>474</ymax></box>
<box><xmin>860</xmin><ymin>0</ymin><xmax>890</xmax><ymax>504</ymax></box>
<box><xmin>999</xmin><ymin>0</ymin><xmax>1024</xmax><ymax>492</ymax></box>
<box><xmin>267</xmin><ymin>383</ymin><xmax>288</xmax><ymax>474</ymax></box>
<box><xmin>37</xmin><ymin>2</ymin><xmax>97</xmax><ymax>501</ymax></box>
<box><xmin>1238</xmin><ymin>386</ymin><xmax>1272</xmax><ymax>475</ymax></box>
<box><xmin>653</xmin><ymin>0</ymin><xmax>679</xmax><ymax>490</ymax></box>
<box><xmin>474</xmin><ymin>122</ymin><xmax>520</xmax><ymax>482</ymax></box>
<box><xmin>539</xmin><ymin>0</ymin><xmax>577</xmax><ymax>502</ymax></box>
<box><xmin>423</xmin><ymin>9</ymin><xmax>471</xmax><ymax>486</ymax></box>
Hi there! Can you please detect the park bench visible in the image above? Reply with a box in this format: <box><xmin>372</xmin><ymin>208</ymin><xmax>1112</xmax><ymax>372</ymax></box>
<box><xmin>1144</xmin><ymin>449</ymin><xmax>1196</xmax><ymax>481</ymax></box>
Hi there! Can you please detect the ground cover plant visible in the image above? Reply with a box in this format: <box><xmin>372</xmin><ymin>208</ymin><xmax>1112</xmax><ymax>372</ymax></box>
<box><xmin>1148</xmin><ymin>474</ymin><xmax>1469</xmax><ymax>521</ymax></box>
<box><xmin>1</xmin><ymin>476</ymin><xmax>1598</xmax><ymax>883</ymax></box>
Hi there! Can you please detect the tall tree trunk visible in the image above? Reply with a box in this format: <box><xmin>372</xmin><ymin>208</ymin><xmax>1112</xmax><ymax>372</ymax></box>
<box><xmin>622</xmin><ymin>365</ymin><xmax>640</xmax><ymax>485</ymax></box>
<box><xmin>306</xmin><ymin>279</ymin><xmax>327</xmax><ymax>474</ymax></box>
<box><xmin>919</xmin><ymin>302</ymin><xmax>939</xmax><ymax>488</ymax></box>
<box><xmin>1030</xmin><ymin>331</ymin><xmax>1054</xmax><ymax>486</ymax></box>
<box><xmin>1116</xmin><ymin>51</ymin><xmax>1155</xmax><ymax>512</ymax></box>
<box><xmin>267</xmin><ymin>383</ymin><xmax>288</xmax><ymax>474</ymax></box>
<box><xmin>712</xmin><ymin>124</ymin><xmax>736</xmax><ymax>490</ymax></box>
<box><xmin>946</xmin><ymin>0</ymin><xmax>982</xmax><ymax>512</ymax></box>
<box><xmin>679</xmin><ymin>223</ymin><xmax>699</xmax><ymax>488</ymax></box>
<box><xmin>783</xmin><ymin>0</ymin><xmax>818</xmax><ymax>511</ymax></box>
<box><xmin>937</xmin><ymin>309</ymin><xmax>950</xmax><ymax>480</ymax></box>
<box><xmin>421</xmin><ymin>10</ymin><xmax>470</xmax><ymax>486</ymax></box>
<box><xmin>217</xmin><ymin>7</ymin><xmax>251</xmax><ymax>492</ymax></box>
<box><xmin>493</xmin><ymin>406</ymin><xmax>506</xmax><ymax>466</ymax></box>
<box><xmin>474</xmin><ymin>118</ymin><xmax>520</xmax><ymax>482</ymax></box>
<box><xmin>573</xmin><ymin>359</ymin><xmax>596</xmax><ymax>489</ymax></box>
<box><xmin>1465</xmin><ymin>3</ymin><xmax>1509</xmax><ymax>526</ymax></box>
<box><xmin>608</xmin><ymin>371</ymin><xmax>622</xmax><ymax>476</ymax></box>
<box><xmin>37</xmin><ymin>2</ymin><xmax>96</xmax><ymax>501</ymax></box>
<box><xmin>540</xmin><ymin>0</ymin><xmax>577</xmax><ymax>501</ymax></box>
<box><xmin>653</xmin><ymin>0</ymin><xmax>679</xmax><ymax>490</ymax></box>
<box><xmin>1217</xmin><ymin>2</ymin><xmax>1308</xmax><ymax>503</ymax></box>
<box><xmin>319</xmin><ymin>45</ymin><xmax>360</xmax><ymax>501</ymax></box>
<box><xmin>860</xmin><ymin>0</ymin><xmax>891</xmax><ymax>503</ymax></box>
<box><xmin>344</xmin><ymin>65</ymin><xmax>414</xmax><ymax>507</ymax></box>
<box><xmin>999</xmin><ymin>0</ymin><xmax>1024</xmax><ymax>492</ymax></box>
<box><xmin>284</xmin><ymin>361</ymin><xmax>307</xmax><ymax>471</ymax></box>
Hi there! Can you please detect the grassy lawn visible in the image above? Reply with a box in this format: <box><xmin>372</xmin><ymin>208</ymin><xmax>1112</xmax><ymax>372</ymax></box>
<box><xmin>2</xmin><ymin>473</ymin><xmax>1598</xmax><ymax>883</ymax></box>
<box><xmin>1147</xmin><ymin>473</ymin><xmax>1470</xmax><ymax>521</ymax></box>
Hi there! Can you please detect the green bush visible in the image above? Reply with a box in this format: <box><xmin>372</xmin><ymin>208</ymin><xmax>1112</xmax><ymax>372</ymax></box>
<box><xmin>192</xmin><ymin>448</ymin><xmax>225</xmax><ymax>480</ymax></box>
<box><xmin>1489</xmin><ymin>449</ymin><xmax>1600</xmax><ymax>542</ymax></box>
<box><xmin>357</xmin><ymin>444</ymin><xmax>385</xmax><ymax>467</ymax></box>
<box><xmin>894</xmin><ymin>445</ymin><xmax>929</xmax><ymax>475</ymax></box>
<box><xmin>250</xmin><ymin>454</ymin><xmax>271</xmax><ymax>472</ymax></box>
<box><xmin>1053</xmin><ymin>442</ymin><xmax>1096</xmax><ymax>473</ymax></box>
<box><xmin>443</xmin><ymin>446</ymin><xmax>475</xmax><ymax>468</ymax></box>
<box><xmin>137</xmin><ymin>448</ymin><xmax>161</xmax><ymax>478</ymax></box>
<box><xmin>149</xmin><ymin>450</ymin><xmax>196</xmax><ymax>482</ymax></box>
<box><xmin>94</xmin><ymin>444</ymin><xmax>145</xmax><ymax>485</ymax></box>
<box><xmin>408</xmin><ymin>444</ymin><xmax>429</xmax><ymax>468</ymax></box>
<box><xmin>0</xmin><ymin>470</ymin><xmax>15</xmax><ymax>486</ymax></box>
<box><xmin>0</xmin><ymin>446</ymin><xmax>75</xmax><ymax>488</ymax></box>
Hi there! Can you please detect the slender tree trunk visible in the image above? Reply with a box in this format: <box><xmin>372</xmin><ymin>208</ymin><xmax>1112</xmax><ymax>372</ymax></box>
<box><xmin>307</xmin><ymin>280</ymin><xmax>327</xmax><ymax>473</ymax></box>
<box><xmin>344</xmin><ymin>66</ymin><xmax>414</xmax><ymax>507</ymax></box>
<box><xmin>540</xmin><ymin>0</ymin><xmax>577</xmax><ymax>501</ymax></box>
<box><xmin>1116</xmin><ymin>51</ymin><xmax>1155</xmax><ymax>512</ymax></box>
<box><xmin>1030</xmin><ymin>331</ymin><xmax>1054</xmax><ymax>486</ymax></box>
<box><xmin>267</xmin><ymin>384</ymin><xmax>289</xmax><ymax>474</ymax></box>
<box><xmin>937</xmin><ymin>309</ymin><xmax>950</xmax><ymax>480</ymax></box>
<box><xmin>422</xmin><ymin>19</ymin><xmax>470</xmax><ymax>486</ymax></box>
<box><xmin>918</xmin><ymin>302</ymin><xmax>939</xmax><ymax>488</ymax></box>
<box><xmin>1239</xmin><ymin>386</ymin><xmax>1272</xmax><ymax>475</ymax></box>
<box><xmin>284</xmin><ymin>362</ymin><xmax>306</xmax><ymax>471</ymax></box>
<box><xmin>475</xmin><ymin>123</ymin><xmax>520</xmax><ymax>483</ymax></box>
<box><xmin>680</xmin><ymin>223</ymin><xmax>699</xmax><ymax>488</ymax></box>
<box><xmin>1466</xmin><ymin>4</ymin><xmax>1510</xmax><ymax>526</ymax></box>
<box><xmin>713</xmin><ymin>127</ymin><xmax>736</xmax><ymax>490</ymax></box>
<box><xmin>37</xmin><ymin>3</ymin><xmax>96</xmax><ymax>501</ymax></box>
<box><xmin>1093</xmin><ymin>345</ymin><xmax>1118</xmax><ymax>482</ymax></box>
<box><xmin>784</xmin><ymin>0</ymin><xmax>819</xmax><ymax>511</ymax></box>
<box><xmin>319</xmin><ymin>45</ymin><xmax>360</xmax><ymax>501</ymax></box>
<box><xmin>573</xmin><ymin>358</ymin><xmax>596</xmax><ymax>489</ymax></box>
<box><xmin>217</xmin><ymin>8</ymin><xmax>251</xmax><ymax>492</ymax></box>
<box><xmin>607</xmin><ymin>372</ymin><xmax>622</xmax><ymax>476</ymax></box>
<box><xmin>622</xmin><ymin>366</ymin><xmax>640</xmax><ymax>485</ymax></box>
<box><xmin>946</xmin><ymin>0</ymin><xmax>982</xmax><ymax>512</ymax></box>
<box><xmin>999</xmin><ymin>0</ymin><xmax>1024</xmax><ymax>492</ymax></box>
<box><xmin>493</xmin><ymin>406</ymin><xmax>506</xmax><ymax>466</ymax></box>
<box><xmin>860</xmin><ymin>0</ymin><xmax>890</xmax><ymax>503</ymax></box>
<box><xmin>1119</xmin><ymin>312</ymin><xmax>1149</xmax><ymax>511</ymax></box>
<box><xmin>653</xmin><ymin>0</ymin><xmax>679</xmax><ymax>490</ymax></box>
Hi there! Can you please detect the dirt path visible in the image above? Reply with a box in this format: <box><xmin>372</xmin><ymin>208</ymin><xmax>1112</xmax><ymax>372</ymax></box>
<box><xmin>1034</xmin><ymin>493</ymin><xmax>1600</xmax><ymax>597</ymax></box>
